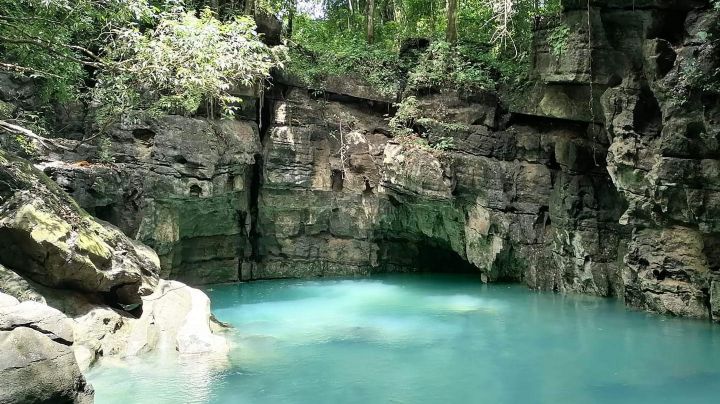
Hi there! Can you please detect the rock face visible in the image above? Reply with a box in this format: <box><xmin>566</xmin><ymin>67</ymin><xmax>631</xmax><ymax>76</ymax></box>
<box><xmin>595</xmin><ymin>2</ymin><xmax>720</xmax><ymax>319</ymax></box>
<box><xmin>43</xmin><ymin>114</ymin><xmax>261</xmax><ymax>284</ymax></box>
<box><xmin>253</xmin><ymin>0</ymin><xmax>719</xmax><ymax>322</ymax></box>
<box><xmin>0</xmin><ymin>150</ymin><xmax>227</xmax><ymax>380</ymax></box>
<box><xmin>0</xmin><ymin>296</ymin><xmax>93</xmax><ymax>404</ymax></box>
<box><xmin>254</xmin><ymin>86</ymin><xmax>626</xmax><ymax>297</ymax></box>
<box><xmin>0</xmin><ymin>149</ymin><xmax>154</xmax><ymax>306</ymax></box>
<box><xmin>6</xmin><ymin>1</ymin><xmax>718</xmax><ymax>324</ymax></box>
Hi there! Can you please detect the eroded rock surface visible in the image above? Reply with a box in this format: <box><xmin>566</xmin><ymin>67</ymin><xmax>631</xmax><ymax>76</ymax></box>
<box><xmin>0</xmin><ymin>150</ymin><xmax>228</xmax><ymax>378</ymax></box>
<box><xmin>0</xmin><ymin>297</ymin><xmax>94</xmax><ymax>404</ymax></box>
<box><xmin>6</xmin><ymin>1</ymin><xmax>718</xmax><ymax>324</ymax></box>
<box><xmin>42</xmin><ymin>114</ymin><xmax>261</xmax><ymax>284</ymax></box>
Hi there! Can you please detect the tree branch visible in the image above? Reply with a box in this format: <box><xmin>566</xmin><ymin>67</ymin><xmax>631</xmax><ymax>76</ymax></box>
<box><xmin>0</xmin><ymin>120</ymin><xmax>74</xmax><ymax>151</ymax></box>
<box><xmin>0</xmin><ymin>62</ymin><xmax>62</xmax><ymax>78</ymax></box>
<box><xmin>0</xmin><ymin>35</ymin><xmax>105</xmax><ymax>68</ymax></box>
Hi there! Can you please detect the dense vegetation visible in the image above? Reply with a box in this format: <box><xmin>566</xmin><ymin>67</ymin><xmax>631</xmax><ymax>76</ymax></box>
<box><xmin>1</xmin><ymin>1</ymin><xmax>282</xmax><ymax>135</ymax></box>
<box><xmin>3</xmin><ymin>0</ymin><xmax>719</xmax><ymax>150</ymax></box>
<box><xmin>285</xmin><ymin>0</ymin><xmax>563</xmax><ymax>95</ymax></box>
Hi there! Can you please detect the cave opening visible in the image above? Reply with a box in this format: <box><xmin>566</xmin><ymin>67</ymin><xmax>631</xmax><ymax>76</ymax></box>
<box><xmin>132</xmin><ymin>128</ymin><xmax>156</xmax><ymax>144</ymax></box>
<box><xmin>378</xmin><ymin>237</ymin><xmax>479</xmax><ymax>275</ymax></box>
<box><xmin>94</xmin><ymin>204</ymin><xmax>116</xmax><ymax>223</ymax></box>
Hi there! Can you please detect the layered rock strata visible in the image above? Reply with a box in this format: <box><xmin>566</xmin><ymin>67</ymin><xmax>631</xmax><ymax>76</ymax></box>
<box><xmin>4</xmin><ymin>0</ymin><xmax>717</xmax><ymax>324</ymax></box>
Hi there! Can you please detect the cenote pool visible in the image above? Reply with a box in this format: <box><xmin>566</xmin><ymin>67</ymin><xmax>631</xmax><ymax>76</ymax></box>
<box><xmin>87</xmin><ymin>274</ymin><xmax>720</xmax><ymax>403</ymax></box>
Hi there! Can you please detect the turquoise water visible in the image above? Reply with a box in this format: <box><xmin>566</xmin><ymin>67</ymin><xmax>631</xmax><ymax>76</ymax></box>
<box><xmin>87</xmin><ymin>274</ymin><xmax>720</xmax><ymax>403</ymax></box>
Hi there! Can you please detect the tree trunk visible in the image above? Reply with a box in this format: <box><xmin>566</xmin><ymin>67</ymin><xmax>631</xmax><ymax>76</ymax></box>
<box><xmin>367</xmin><ymin>0</ymin><xmax>375</xmax><ymax>44</ymax></box>
<box><xmin>287</xmin><ymin>0</ymin><xmax>297</xmax><ymax>38</ymax></box>
<box><xmin>446</xmin><ymin>0</ymin><xmax>458</xmax><ymax>43</ymax></box>
<box><xmin>244</xmin><ymin>0</ymin><xmax>255</xmax><ymax>15</ymax></box>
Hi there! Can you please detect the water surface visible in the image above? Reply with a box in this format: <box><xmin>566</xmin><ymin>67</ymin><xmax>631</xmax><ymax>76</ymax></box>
<box><xmin>87</xmin><ymin>274</ymin><xmax>720</xmax><ymax>403</ymax></box>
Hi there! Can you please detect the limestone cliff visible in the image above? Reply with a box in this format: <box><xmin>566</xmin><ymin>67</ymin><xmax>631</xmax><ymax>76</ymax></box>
<box><xmin>2</xmin><ymin>0</ymin><xmax>718</xmax><ymax>325</ymax></box>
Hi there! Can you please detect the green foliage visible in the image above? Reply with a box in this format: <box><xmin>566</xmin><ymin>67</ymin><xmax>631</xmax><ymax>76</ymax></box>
<box><xmin>430</xmin><ymin>136</ymin><xmax>454</xmax><ymax>150</ymax></box>
<box><xmin>684</xmin><ymin>59</ymin><xmax>720</xmax><ymax>94</ymax></box>
<box><xmin>92</xmin><ymin>8</ymin><xmax>284</xmax><ymax>127</ymax></box>
<box><xmin>286</xmin><ymin>15</ymin><xmax>401</xmax><ymax>97</ymax></box>
<box><xmin>548</xmin><ymin>23</ymin><xmax>570</xmax><ymax>59</ymax></box>
<box><xmin>97</xmin><ymin>136</ymin><xmax>115</xmax><ymax>163</ymax></box>
<box><xmin>0</xmin><ymin>0</ymin><xmax>159</xmax><ymax>102</ymax></box>
<box><xmin>406</xmin><ymin>41</ymin><xmax>495</xmax><ymax>94</ymax></box>
<box><xmin>388</xmin><ymin>96</ymin><xmax>419</xmax><ymax>137</ymax></box>
<box><xmin>387</xmin><ymin>96</ymin><xmax>455</xmax><ymax>151</ymax></box>
<box><xmin>284</xmin><ymin>0</ymin><xmax>564</xmax><ymax>98</ymax></box>
<box><xmin>0</xmin><ymin>101</ymin><xmax>15</xmax><ymax>120</ymax></box>
<box><xmin>658</xmin><ymin>55</ymin><xmax>720</xmax><ymax>108</ymax></box>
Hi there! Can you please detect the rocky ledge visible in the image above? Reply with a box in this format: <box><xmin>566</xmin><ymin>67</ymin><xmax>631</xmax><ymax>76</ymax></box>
<box><xmin>0</xmin><ymin>149</ymin><xmax>228</xmax><ymax>402</ymax></box>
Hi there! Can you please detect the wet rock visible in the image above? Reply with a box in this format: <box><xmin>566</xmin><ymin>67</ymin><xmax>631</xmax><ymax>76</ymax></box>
<box><xmin>0</xmin><ymin>297</ymin><xmax>94</xmax><ymax>403</ymax></box>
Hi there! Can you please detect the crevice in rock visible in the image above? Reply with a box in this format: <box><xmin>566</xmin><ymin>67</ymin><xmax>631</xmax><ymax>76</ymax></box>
<box><xmin>635</xmin><ymin>86</ymin><xmax>663</xmax><ymax>136</ymax></box>
<box><xmin>646</xmin><ymin>10</ymin><xmax>690</xmax><ymax>46</ymax></box>
<box><xmin>189</xmin><ymin>184</ymin><xmax>202</xmax><ymax>197</ymax></box>
<box><xmin>331</xmin><ymin>169</ymin><xmax>344</xmax><ymax>192</ymax></box>
<box><xmin>243</xmin><ymin>87</ymin><xmax>275</xmax><ymax>280</ymax></box>
<box><xmin>0</xmin><ymin>324</ymin><xmax>73</xmax><ymax>346</ymax></box>
<box><xmin>132</xmin><ymin>128</ymin><xmax>156</xmax><ymax>144</ymax></box>
<box><xmin>305</xmin><ymin>87</ymin><xmax>395</xmax><ymax>115</ymax></box>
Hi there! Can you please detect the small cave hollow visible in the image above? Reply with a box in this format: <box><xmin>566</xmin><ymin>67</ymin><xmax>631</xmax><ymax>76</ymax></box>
<box><xmin>414</xmin><ymin>240</ymin><xmax>479</xmax><ymax>274</ymax></box>
<box><xmin>189</xmin><ymin>184</ymin><xmax>203</xmax><ymax>197</ymax></box>
<box><xmin>94</xmin><ymin>204</ymin><xmax>115</xmax><ymax>223</ymax></box>
<box><xmin>331</xmin><ymin>169</ymin><xmax>344</xmax><ymax>192</ymax></box>
<box><xmin>652</xmin><ymin>269</ymin><xmax>669</xmax><ymax>281</ymax></box>
<box><xmin>132</xmin><ymin>128</ymin><xmax>156</xmax><ymax>144</ymax></box>
<box><xmin>634</xmin><ymin>87</ymin><xmax>663</xmax><ymax>136</ymax></box>
<box><xmin>362</xmin><ymin>177</ymin><xmax>373</xmax><ymax>195</ymax></box>
<box><xmin>381</xmin><ymin>238</ymin><xmax>479</xmax><ymax>275</ymax></box>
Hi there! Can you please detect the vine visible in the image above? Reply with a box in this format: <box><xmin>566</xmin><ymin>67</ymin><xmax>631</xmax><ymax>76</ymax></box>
<box><xmin>587</xmin><ymin>0</ymin><xmax>598</xmax><ymax>167</ymax></box>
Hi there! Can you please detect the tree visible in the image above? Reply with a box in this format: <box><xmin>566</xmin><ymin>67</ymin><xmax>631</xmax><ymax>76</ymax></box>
<box><xmin>93</xmin><ymin>9</ymin><xmax>283</xmax><ymax>124</ymax></box>
<box><xmin>446</xmin><ymin>0</ymin><xmax>458</xmax><ymax>43</ymax></box>
<box><xmin>0</xmin><ymin>1</ymin><xmax>283</xmax><ymax>147</ymax></box>
<box><xmin>0</xmin><ymin>0</ymin><xmax>154</xmax><ymax>102</ymax></box>
<box><xmin>287</xmin><ymin>0</ymin><xmax>298</xmax><ymax>38</ymax></box>
<box><xmin>367</xmin><ymin>0</ymin><xmax>375</xmax><ymax>43</ymax></box>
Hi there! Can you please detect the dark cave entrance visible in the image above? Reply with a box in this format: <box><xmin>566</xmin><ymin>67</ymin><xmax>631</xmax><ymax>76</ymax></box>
<box><xmin>378</xmin><ymin>237</ymin><xmax>479</xmax><ymax>275</ymax></box>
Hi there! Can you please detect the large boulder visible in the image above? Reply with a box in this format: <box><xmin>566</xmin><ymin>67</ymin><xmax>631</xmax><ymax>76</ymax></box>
<box><xmin>0</xmin><ymin>149</ymin><xmax>157</xmax><ymax>306</ymax></box>
<box><xmin>72</xmin><ymin>280</ymin><xmax>228</xmax><ymax>370</ymax></box>
<box><xmin>0</xmin><ymin>150</ymin><xmax>228</xmax><ymax>373</ymax></box>
<box><xmin>0</xmin><ymin>297</ymin><xmax>94</xmax><ymax>403</ymax></box>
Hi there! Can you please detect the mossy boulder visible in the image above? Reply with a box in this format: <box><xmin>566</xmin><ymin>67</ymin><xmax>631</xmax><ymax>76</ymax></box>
<box><xmin>0</xmin><ymin>149</ymin><xmax>159</xmax><ymax>306</ymax></box>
